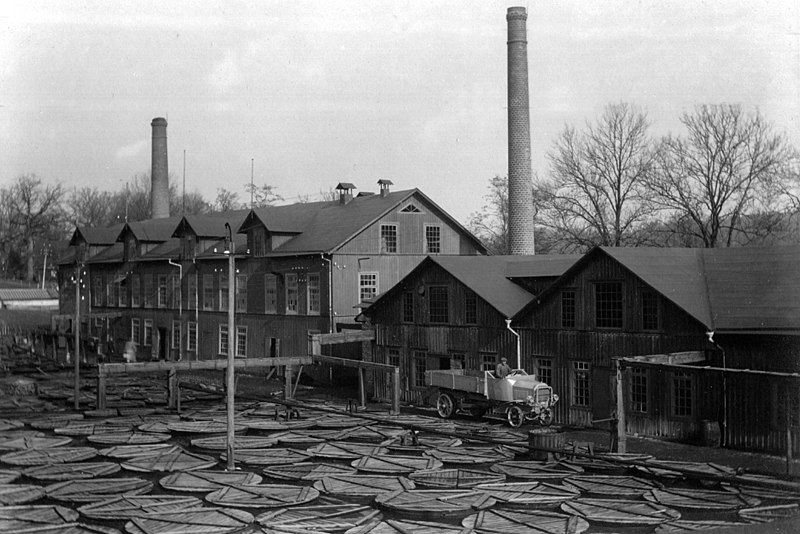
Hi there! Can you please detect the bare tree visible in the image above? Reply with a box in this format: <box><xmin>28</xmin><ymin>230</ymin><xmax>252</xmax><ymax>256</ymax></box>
<box><xmin>4</xmin><ymin>174</ymin><xmax>66</xmax><ymax>281</ymax></box>
<box><xmin>541</xmin><ymin>103</ymin><xmax>656</xmax><ymax>251</ymax></box>
<box><xmin>244</xmin><ymin>183</ymin><xmax>283</xmax><ymax>208</ymax></box>
<box><xmin>467</xmin><ymin>175</ymin><xmax>509</xmax><ymax>255</ymax></box>
<box><xmin>648</xmin><ymin>104</ymin><xmax>797</xmax><ymax>247</ymax></box>
<box><xmin>214</xmin><ymin>188</ymin><xmax>243</xmax><ymax>212</ymax></box>
<box><xmin>69</xmin><ymin>187</ymin><xmax>114</xmax><ymax>227</ymax></box>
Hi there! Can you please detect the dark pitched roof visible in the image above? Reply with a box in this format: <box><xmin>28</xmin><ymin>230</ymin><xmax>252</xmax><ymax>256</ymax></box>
<box><xmin>0</xmin><ymin>288</ymin><xmax>58</xmax><ymax>301</ymax></box>
<box><xmin>69</xmin><ymin>224</ymin><xmax>124</xmax><ymax>246</ymax></box>
<box><xmin>522</xmin><ymin>246</ymin><xmax>800</xmax><ymax>333</ymax></box>
<box><xmin>119</xmin><ymin>216</ymin><xmax>182</xmax><ymax>243</ymax></box>
<box><xmin>173</xmin><ymin>210</ymin><xmax>250</xmax><ymax>238</ymax></box>
<box><xmin>239</xmin><ymin>189</ymin><xmax>486</xmax><ymax>255</ymax></box>
<box><xmin>195</xmin><ymin>233</ymin><xmax>249</xmax><ymax>260</ymax></box>
<box><xmin>505</xmin><ymin>254</ymin><xmax>583</xmax><ymax>279</ymax></box>
<box><xmin>138</xmin><ymin>238</ymin><xmax>182</xmax><ymax>262</ymax></box>
<box><xmin>85</xmin><ymin>243</ymin><xmax>124</xmax><ymax>264</ymax></box>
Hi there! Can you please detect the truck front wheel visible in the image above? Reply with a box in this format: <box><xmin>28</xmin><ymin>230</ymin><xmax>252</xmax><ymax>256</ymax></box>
<box><xmin>507</xmin><ymin>405</ymin><xmax>525</xmax><ymax>428</ymax></box>
<box><xmin>436</xmin><ymin>393</ymin><xmax>457</xmax><ymax>419</ymax></box>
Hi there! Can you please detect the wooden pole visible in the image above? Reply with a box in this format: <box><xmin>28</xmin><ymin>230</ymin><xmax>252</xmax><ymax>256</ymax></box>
<box><xmin>225</xmin><ymin>225</ymin><xmax>236</xmax><ymax>471</ymax></box>
<box><xmin>74</xmin><ymin>263</ymin><xmax>81</xmax><ymax>411</ymax></box>
<box><xmin>392</xmin><ymin>366</ymin><xmax>401</xmax><ymax>416</ymax></box>
<box><xmin>358</xmin><ymin>367</ymin><xmax>366</xmax><ymax>409</ymax></box>
<box><xmin>615</xmin><ymin>359</ymin><xmax>627</xmax><ymax>453</ymax></box>
<box><xmin>97</xmin><ymin>367</ymin><xmax>106</xmax><ymax>410</ymax></box>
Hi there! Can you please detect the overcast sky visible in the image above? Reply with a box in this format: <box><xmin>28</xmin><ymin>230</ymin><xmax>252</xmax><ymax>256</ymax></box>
<box><xmin>1</xmin><ymin>0</ymin><xmax>798</xmax><ymax>225</ymax></box>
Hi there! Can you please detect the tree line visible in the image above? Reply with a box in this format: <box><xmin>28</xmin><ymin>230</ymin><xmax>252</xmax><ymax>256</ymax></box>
<box><xmin>468</xmin><ymin>103</ymin><xmax>800</xmax><ymax>254</ymax></box>
<box><xmin>0</xmin><ymin>175</ymin><xmax>284</xmax><ymax>282</ymax></box>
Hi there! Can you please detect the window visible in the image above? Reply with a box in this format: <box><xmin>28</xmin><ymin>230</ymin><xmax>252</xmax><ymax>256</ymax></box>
<box><xmin>265</xmin><ymin>274</ymin><xmax>277</xmax><ymax>314</ymax></box>
<box><xmin>157</xmin><ymin>275</ymin><xmax>167</xmax><ymax>308</ymax></box>
<box><xmin>595</xmin><ymin>282</ymin><xmax>623</xmax><ymax>328</ymax></box>
<box><xmin>143</xmin><ymin>275</ymin><xmax>154</xmax><ymax>308</ymax></box>
<box><xmin>380</xmin><ymin>224</ymin><xmax>397</xmax><ymax>253</ymax></box>
<box><xmin>402</xmin><ymin>292</ymin><xmax>414</xmax><ymax>323</ymax></box>
<box><xmin>117</xmin><ymin>278</ymin><xmax>127</xmax><ymax>307</ymax></box>
<box><xmin>387</xmin><ymin>348</ymin><xmax>400</xmax><ymax>367</ymax></box>
<box><xmin>285</xmin><ymin>273</ymin><xmax>298</xmax><ymax>314</ymax></box>
<box><xmin>236</xmin><ymin>274</ymin><xmax>248</xmax><ymax>313</ymax></box>
<box><xmin>561</xmin><ymin>290</ymin><xmax>576</xmax><ymax>328</ymax></box>
<box><xmin>642</xmin><ymin>290</ymin><xmax>659</xmax><ymax>331</ymax></box>
<box><xmin>219</xmin><ymin>273</ymin><xmax>229</xmax><ymax>311</ymax></box>
<box><xmin>106</xmin><ymin>278</ymin><xmax>114</xmax><ymax>307</ymax></box>
<box><xmin>359</xmin><ymin>273</ymin><xmax>378</xmax><ymax>303</ymax></box>
<box><xmin>537</xmin><ymin>358</ymin><xmax>553</xmax><ymax>385</ymax></box>
<box><xmin>464</xmin><ymin>290</ymin><xmax>477</xmax><ymax>324</ymax></box>
<box><xmin>413</xmin><ymin>351</ymin><xmax>427</xmax><ymax>388</ymax></box>
<box><xmin>218</xmin><ymin>324</ymin><xmax>229</xmax><ymax>355</ymax></box>
<box><xmin>451</xmin><ymin>352</ymin><xmax>466</xmax><ymax>370</ymax></box>
<box><xmin>572</xmin><ymin>361</ymin><xmax>591</xmax><ymax>407</ymax></box>
<box><xmin>93</xmin><ymin>277</ymin><xmax>103</xmax><ymax>307</ymax></box>
<box><xmin>428</xmin><ymin>286</ymin><xmax>448</xmax><ymax>323</ymax></box>
<box><xmin>187</xmin><ymin>274</ymin><xmax>196</xmax><ymax>310</ymax></box>
<box><xmin>481</xmin><ymin>353</ymin><xmax>496</xmax><ymax>372</ymax></box>
<box><xmin>186</xmin><ymin>321</ymin><xmax>197</xmax><ymax>352</ymax></box>
<box><xmin>171</xmin><ymin>320</ymin><xmax>181</xmax><ymax>350</ymax></box>
<box><xmin>143</xmin><ymin>319</ymin><xmax>153</xmax><ymax>347</ymax></box>
<box><xmin>307</xmin><ymin>273</ymin><xmax>320</xmax><ymax>315</ymax></box>
<box><xmin>169</xmin><ymin>275</ymin><xmax>180</xmax><ymax>309</ymax></box>
<box><xmin>131</xmin><ymin>318</ymin><xmax>141</xmax><ymax>343</ymax></box>
<box><xmin>130</xmin><ymin>275</ymin><xmax>140</xmax><ymax>307</ymax></box>
<box><xmin>631</xmin><ymin>367</ymin><xmax>648</xmax><ymax>413</ymax></box>
<box><xmin>400</xmin><ymin>204</ymin><xmax>421</xmax><ymax>213</ymax></box>
<box><xmin>424</xmin><ymin>225</ymin><xmax>441</xmax><ymax>254</ymax></box>
<box><xmin>94</xmin><ymin>317</ymin><xmax>103</xmax><ymax>329</ymax></box>
<box><xmin>202</xmin><ymin>274</ymin><xmax>214</xmax><ymax>310</ymax></box>
<box><xmin>672</xmin><ymin>371</ymin><xmax>693</xmax><ymax>417</ymax></box>
<box><xmin>236</xmin><ymin>325</ymin><xmax>247</xmax><ymax>357</ymax></box>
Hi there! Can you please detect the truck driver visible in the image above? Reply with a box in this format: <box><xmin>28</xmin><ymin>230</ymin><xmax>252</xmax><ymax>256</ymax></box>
<box><xmin>495</xmin><ymin>357</ymin><xmax>512</xmax><ymax>378</ymax></box>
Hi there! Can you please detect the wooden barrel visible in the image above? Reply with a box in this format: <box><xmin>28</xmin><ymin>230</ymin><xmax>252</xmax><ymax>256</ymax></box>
<box><xmin>528</xmin><ymin>428</ymin><xmax>565</xmax><ymax>461</ymax></box>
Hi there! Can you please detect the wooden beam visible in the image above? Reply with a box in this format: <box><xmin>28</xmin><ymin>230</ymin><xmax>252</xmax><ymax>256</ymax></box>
<box><xmin>624</xmin><ymin>351</ymin><xmax>706</xmax><ymax>365</ymax></box>
<box><xmin>311</xmin><ymin>354</ymin><xmax>394</xmax><ymax>371</ymax></box>
<box><xmin>618</xmin><ymin>358</ymin><xmax>800</xmax><ymax>379</ymax></box>
<box><xmin>309</xmin><ymin>330</ymin><xmax>375</xmax><ymax>346</ymax></box>
<box><xmin>99</xmin><ymin>357</ymin><xmax>311</xmax><ymax>376</ymax></box>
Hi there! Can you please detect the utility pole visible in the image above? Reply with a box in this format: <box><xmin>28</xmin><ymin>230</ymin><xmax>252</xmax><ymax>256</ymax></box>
<box><xmin>250</xmin><ymin>158</ymin><xmax>254</xmax><ymax>208</ymax></box>
<box><xmin>225</xmin><ymin>223</ymin><xmax>236</xmax><ymax>470</ymax></box>
<box><xmin>74</xmin><ymin>263</ymin><xmax>81</xmax><ymax>410</ymax></box>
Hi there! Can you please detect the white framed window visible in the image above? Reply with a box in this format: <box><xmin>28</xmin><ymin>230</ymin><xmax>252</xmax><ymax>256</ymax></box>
<box><xmin>413</xmin><ymin>350</ymin><xmax>427</xmax><ymax>388</ymax></box>
<box><xmin>143</xmin><ymin>319</ymin><xmax>153</xmax><ymax>347</ymax></box>
<box><xmin>143</xmin><ymin>275</ymin><xmax>154</xmax><ymax>308</ymax></box>
<box><xmin>236</xmin><ymin>325</ymin><xmax>247</xmax><ymax>357</ymax></box>
<box><xmin>93</xmin><ymin>276</ymin><xmax>103</xmax><ymax>307</ymax></box>
<box><xmin>424</xmin><ymin>224</ymin><xmax>441</xmax><ymax>254</ymax></box>
<box><xmin>218</xmin><ymin>324</ymin><xmax>229</xmax><ymax>355</ymax></box>
<box><xmin>380</xmin><ymin>224</ymin><xmax>397</xmax><ymax>253</ymax></box>
<box><xmin>118</xmin><ymin>278</ymin><xmax>127</xmax><ymax>307</ymax></box>
<box><xmin>94</xmin><ymin>317</ymin><xmax>103</xmax><ymax>328</ymax></box>
<box><xmin>186</xmin><ymin>321</ymin><xmax>197</xmax><ymax>352</ymax></box>
<box><xmin>187</xmin><ymin>274</ymin><xmax>196</xmax><ymax>310</ymax></box>
<box><xmin>236</xmin><ymin>274</ymin><xmax>248</xmax><ymax>312</ymax></box>
<box><xmin>171</xmin><ymin>320</ymin><xmax>181</xmax><ymax>350</ymax></box>
<box><xmin>169</xmin><ymin>274</ymin><xmax>180</xmax><ymax>309</ymax></box>
<box><xmin>285</xmin><ymin>273</ymin><xmax>298</xmax><ymax>314</ymax></box>
<box><xmin>219</xmin><ymin>273</ymin><xmax>229</xmax><ymax>312</ymax></box>
<box><xmin>265</xmin><ymin>274</ymin><xmax>278</xmax><ymax>314</ymax></box>
<box><xmin>131</xmin><ymin>318</ymin><xmax>141</xmax><ymax>343</ymax></box>
<box><xmin>202</xmin><ymin>274</ymin><xmax>214</xmax><ymax>310</ymax></box>
<box><xmin>307</xmin><ymin>273</ymin><xmax>321</xmax><ymax>315</ymax></box>
<box><xmin>359</xmin><ymin>272</ymin><xmax>378</xmax><ymax>303</ymax></box>
<box><xmin>572</xmin><ymin>361</ymin><xmax>591</xmax><ymax>407</ymax></box>
<box><xmin>130</xmin><ymin>274</ymin><xmax>140</xmax><ymax>307</ymax></box>
<box><xmin>157</xmin><ymin>275</ymin><xmax>168</xmax><ymax>308</ymax></box>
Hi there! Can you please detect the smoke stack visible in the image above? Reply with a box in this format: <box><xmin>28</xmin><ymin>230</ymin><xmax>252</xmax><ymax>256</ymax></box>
<box><xmin>506</xmin><ymin>7</ymin><xmax>535</xmax><ymax>255</ymax></box>
<box><xmin>150</xmin><ymin>117</ymin><xmax>170</xmax><ymax>219</ymax></box>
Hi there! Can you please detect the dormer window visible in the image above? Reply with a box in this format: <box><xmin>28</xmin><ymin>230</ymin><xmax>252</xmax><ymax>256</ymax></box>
<box><xmin>251</xmin><ymin>227</ymin><xmax>268</xmax><ymax>257</ymax></box>
<box><xmin>125</xmin><ymin>236</ymin><xmax>138</xmax><ymax>260</ymax></box>
<box><xmin>181</xmin><ymin>235</ymin><xmax>196</xmax><ymax>259</ymax></box>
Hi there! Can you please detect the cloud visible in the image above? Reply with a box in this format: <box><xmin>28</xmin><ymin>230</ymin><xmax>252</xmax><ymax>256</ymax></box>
<box><xmin>115</xmin><ymin>140</ymin><xmax>147</xmax><ymax>159</ymax></box>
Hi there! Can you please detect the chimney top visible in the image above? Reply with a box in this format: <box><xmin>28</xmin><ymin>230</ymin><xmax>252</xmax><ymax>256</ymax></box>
<box><xmin>378</xmin><ymin>179</ymin><xmax>393</xmax><ymax>197</ymax></box>
<box><xmin>151</xmin><ymin>117</ymin><xmax>167</xmax><ymax>127</ymax></box>
<box><xmin>336</xmin><ymin>183</ymin><xmax>356</xmax><ymax>205</ymax></box>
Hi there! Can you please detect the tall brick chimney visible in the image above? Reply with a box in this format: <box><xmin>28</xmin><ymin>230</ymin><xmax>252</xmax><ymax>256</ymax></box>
<box><xmin>150</xmin><ymin>117</ymin><xmax>170</xmax><ymax>219</ymax></box>
<box><xmin>506</xmin><ymin>7</ymin><xmax>535</xmax><ymax>255</ymax></box>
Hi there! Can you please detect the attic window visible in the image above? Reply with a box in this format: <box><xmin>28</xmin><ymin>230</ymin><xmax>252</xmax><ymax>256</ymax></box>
<box><xmin>400</xmin><ymin>204</ymin><xmax>421</xmax><ymax>213</ymax></box>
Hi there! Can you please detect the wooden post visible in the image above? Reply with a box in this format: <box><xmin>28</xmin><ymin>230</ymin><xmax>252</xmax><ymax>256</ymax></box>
<box><xmin>74</xmin><ymin>263</ymin><xmax>81</xmax><ymax>411</ymax></box>
<box><xmin>615</xmin><ymin>359</ymin><xmax>627</xmax><ymax>453</ymax></box>
<box><xmin>167</xmin><ymin>369</ymin><xmax>178</xmax><ymax>409</ymax></box>
<box><xmin>358</xmin><ymin>367</ymin><xmax>366</xmax><ymax>409</ymax></box>
<box><xmin>392</xmin><ymin>366</ymin><xmax>401</xmax><ymax>416</ymax></box>
<box><xmin>787</xmin><ymin>400</ymin><xmax>794</xmax><ymax>476</ymax></box>
<box><xmin>96</xmin><ymin>366</ymin><xmax>106</xmax><ymax>410</ymax></box>
<box><xmin>284</xmin><ymin>365</ymin><xmax>293</xmax><ymax>399</ymax></box>
<box><xmin>225</xmin><ymin>227</ymin><xmax>236</xmax><ymax>472</ymax></box>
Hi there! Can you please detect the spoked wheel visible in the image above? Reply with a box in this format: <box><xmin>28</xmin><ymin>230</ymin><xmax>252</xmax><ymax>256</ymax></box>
<box><xmin>538</xmin><ymin>408</ymin><xmax>553</xmax><ymax>426</ymax></box>
<box><xmin>436</xmin><ymin>393</ymin><xmax>457</xmax><ymax>419</ymax></box>
<box><xmin>507</xmin><ymin>405</ymin><xmax>525</xmax><ymax>428</ymax></box>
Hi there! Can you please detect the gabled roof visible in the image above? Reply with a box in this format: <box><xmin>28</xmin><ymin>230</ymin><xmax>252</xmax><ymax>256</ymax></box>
<box><xmin>238</xmin><ymin>189</ymin><xmax>486</xmax><ymax>255</ymax></box>
<box><xmin>69</xmin><ymin>224</ymin><xmax>124</xmax><ymax>246</ymax></box>
<box><xmin>505</xmin><ymin>254</ymin><xmax>583</xmax><ymax>279</ymax></box>
<box><xmin>173</xmin><ymin>210</ymin><xmax>250</xmax><ymax>239</ymax></box>
<box><xmin>138</xmin><ymin>238</ymin><xmax>182</xmax><ymax>262</ymax></box>
<box><xmin>0</xmin><ymin>288</ymin><xmax>58</xmax><ymax>301</ymax></box>
<box><xmin>118</xmin><ymin>216</ymin><xmax>182</xmax><ymax>243</ymax></box>
<box><xmin>195</xmin><ymin>233</ymin><xmax>249</xmax><ymax>260</ymax></box>
<box><xmin>364</xmin><ymin>254</ymin><xmax>576</xmax><ymax>319</ymax></box>
<box><xmin>518</xmin><ymin>246</ymin><xmax>800</xmax><ymax>333</ymax></box>
<box><xmin>86</xmin><ymin>243</ymin><xmax>124</xmax><ymax>264</ymax></box>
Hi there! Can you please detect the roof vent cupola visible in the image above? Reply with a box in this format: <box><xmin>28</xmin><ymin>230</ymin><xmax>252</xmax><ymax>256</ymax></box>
<box><xmin>336</xmin><ymin>182</ymin><xmax>356</xmax><ymax>205</ymax></box>
<box><xmin>378</xmin><ymin>179</ymin><xmax>393</xmax><ymax>198</ymax></box>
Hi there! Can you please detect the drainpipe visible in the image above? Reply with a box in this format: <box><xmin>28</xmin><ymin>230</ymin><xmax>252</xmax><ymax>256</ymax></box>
<box><xmin>168</xmin><ymin>259</ymin><xmax>182</xmax><ymax>361</ymax></box>
<box><xmin>707</xmin><ymin>331</ymin><xmax>727</xmax><ymax>447</ymax></box>
<box><xmin>505</xmin><ymin>318</ymin><xmax>521</xmax><ymax>370</ymax></box>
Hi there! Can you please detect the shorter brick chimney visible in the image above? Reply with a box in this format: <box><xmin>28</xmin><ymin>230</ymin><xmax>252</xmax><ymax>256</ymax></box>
<box><xmin>336</xmin><ymin>183</ymin><xmax>356</xmax><ymax>205</ymax></box>
<box><xmin>378</xmin><ymin>179</ymin><xmax>393</xmax><ymax>198</ymax></box>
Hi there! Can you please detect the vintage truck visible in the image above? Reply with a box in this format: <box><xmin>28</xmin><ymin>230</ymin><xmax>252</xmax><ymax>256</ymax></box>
<box><xmin>425</xmin><ymin>368</ymin><xmax>559</xmax><ymax>428</ymax></box>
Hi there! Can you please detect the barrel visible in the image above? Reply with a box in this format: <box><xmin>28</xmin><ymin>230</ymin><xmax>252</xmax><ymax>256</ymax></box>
<box><xmin>528</xmin><ymin>428</ymin><xmax>565</xmax><ymax>461</ymax></box>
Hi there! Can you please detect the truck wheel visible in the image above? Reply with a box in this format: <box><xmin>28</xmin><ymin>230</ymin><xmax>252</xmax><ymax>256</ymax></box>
<box><xmin>436</xmin><ymin>393</ymin><xmax>456</xmax><ymax>419</ymax></box>
<box><xmin>507</xmin><ymin>405</ymin><xmax>525</xmax><ymax>428</ymax></box>
<box><xmin>538</xmin><ymin>408</ymin><xmax>553</xmax><ymax>426</ymax></box>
